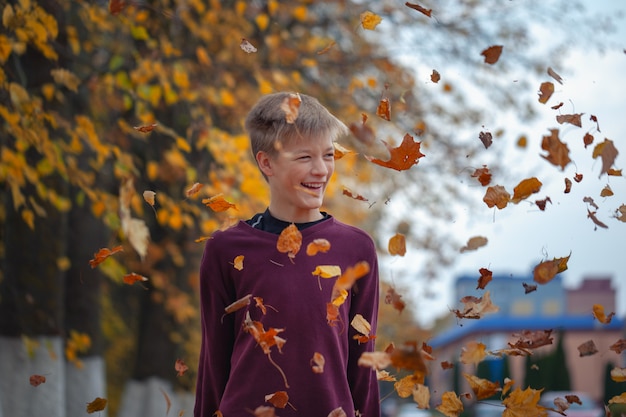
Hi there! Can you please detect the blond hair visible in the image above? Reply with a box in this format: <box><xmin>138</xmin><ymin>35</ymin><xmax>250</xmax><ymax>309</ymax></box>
<box><xmin>245</xmin><ymin>92</ymin><xmax>349</xmax><ymax>160</ymax></box>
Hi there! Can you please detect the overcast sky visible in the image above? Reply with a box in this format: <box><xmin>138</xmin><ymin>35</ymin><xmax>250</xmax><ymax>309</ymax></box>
<box><xmin>384</xmin><ymin>0</ymin><xmax>626</xmax><ymax>327</ymax></box>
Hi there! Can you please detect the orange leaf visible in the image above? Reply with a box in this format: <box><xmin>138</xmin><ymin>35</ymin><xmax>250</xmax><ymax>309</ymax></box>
<box><xmin>388</xmin><ymin>233</ymin><xmax>406</xmax><ymax>256</ymax></box>
<box><xmin>430</xmin><ymin>69</ymin><xmax>440</xmax><ymax>83</ymax></box>
<box><xmin>202</xmin><ymin>194</ymin><xmax>237</xmax><ymax>212</ymax></box>
<box><xmin>481</xmin><ymin>45</ymin><xmax>503</xmax><ymax>64</ymax></box>
<box><xmin>280</xmin><ymin>92</ymin><xmax>302</xmax><ymax>124</ymax></box>
<box><xmin>405</xmin><ymin>2</ymin><xmax>432</xmax><ymax>17</ymax></box>
<box><xmin>511</xmin><ymin>177</ymin><xmax>542</xmax><ymax>203</ymax></box>
<box><xmin>86</xmin><ymin>397</ymin><xmax>108</xmax><ymax>414</ymax></box>
<box><xmin>243</xmin><ymin>312</ymin><xmax>286</xmax><ymax>355</ymax></box>
<box><xmin>533</xmin><ymin>254</ymin><xmax>570</xmax><ymax>284</ymax></box>
<box><xmin>436</xmin><ymin>391</ymin><xmax>464</xmax><ymax>417</ymax></box>
<box><xmin>276</xmin><ymin>224</ymin><xmax>302</xmax><ymax>261</ymax></box>
<box><xmin>540</xmin><ymin>128</ymin><xmax>571</xmax><ymax>170</ymax></box>
<box><xmin>306</xmin><ymin>238</ymin><xmax>331</xmax><ymax>256</ymax></box>
<box><xmin>592</xmin><ymin>304</ymin><xmax>615</xmax><ymax>324</ymax></box>
<box><xmin>388</xmin><ymin>341</ymin><xmax>427</xmax><ymax>374</ymax></box>
<box><xmin>609</xmin><ymin>339</ymin><xmax>626</xmax><ymax>354</ymax></box>
<box><xmin>233</xmin><ymin>255</ymin><xmax>244</xmax><ymax>271</ymax></box>
<box><xmin>175</xmin><ymin>358</ymin><xmax>188</xmax><ymax>377</ymax></box>
<box><xmin>366</xmin><ymin>133</ymin><xmax>425</xmax><ymax>171</ymax></box>
<box><xmin>502</xmin><ymin>387</ymin><xmax>547</xmax><ymax>417</ymax></box>
<box><xmin>109</xmin><ymin>0</ymin><xmax>126</xmax><ymax>15</ymax></box>
<box><xmin>265</xmin><ymin>391</ymin><xmax>289</xmax><ymax>408</ymax></box>
<box><xmin>330</xmin><ymin>261</ymin><xmax>370</xmax><ymax>307</ymax></box>
<box><xmin>254</xmin><ymin>297</ymin><xmax>278</xmax><ymax>315</ymax></box>
<box><xmin>311</xmin><ymin>352</ymin><xmax>325</xmax><ymax>373</ymax></box>
<box><xmin>460</xmin><ymin>341</ymin><xmax>487</xmax><ymax>365</ymax></box>
<box><xmin>342</xmin><ymin>187</ymin><xmax>369</xmax><ymax>202</ymax></box>
<box><xmin>89</xmin><ymin>245</ymin><xmax>123</xmax><ymax>268</ymax></box>
<box><xmin>483</xmin><ymin>185</ymin><xmax>510</xmax><ymax>209</ymax></box>
<box><xmin>29</xmin><ymin>374</ymin><xmax>46</xmax><ymax>387</ymax></box>
<box><xmin>471</xmin><ymin>166</ymin><xmax>491</xmax><ymax>186</ymax></box>
<box><xmin>538</xmin><ymin>82</ymin><xmax>554</xmax><ymax>104</ymax></box>
<box><xmin>185</xmin><ymin>182</ymin><xmax>203</xmax><ymax>198</ymax></box>
<box><xmin>333</xmin><ymin>142</ymin><xmax>354</xmax><ymax>159</ymax></box>
<box><xmin>133</xmin><ymin>123</ymin><xmax>157</xmax><ymax>133</ymax></box>
<box><xmin>123</xmin><ymin>272</ymin><xmax>148</xmax><ymax>285</ymax></box>
<box><xmin>376</xmin><ymin>97</ymin><xmax>391</xmax><ymax>121</ymax></box>
<box><xmin>476</xmin><ymin>268</ymin><xmax>492</xmax><ymax>289</ymax></box>
<box><xmin>600</xmin><ymin>185</ymin><xmax>613</xmax><ymax>197</ymax></box>
<box><xmin>360</xmin><ymin>11</ymin><xmax>382</xmax><ymax>30</ymax></box>
<box><xmin>463</xmin><ymin>373</ymin><xmax>501</xmax><ymax>400</ymax></box>
<box><xmin>224</xmin><ymin>294</ymin><xmax>252</xmax><ymax>315</ymax></box>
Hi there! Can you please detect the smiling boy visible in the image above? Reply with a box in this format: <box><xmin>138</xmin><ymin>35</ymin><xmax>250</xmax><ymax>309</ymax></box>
<box><xmin>194</xmin><ymin>92</ymin><xmax>380</xmax><ymax>417</ymax></box>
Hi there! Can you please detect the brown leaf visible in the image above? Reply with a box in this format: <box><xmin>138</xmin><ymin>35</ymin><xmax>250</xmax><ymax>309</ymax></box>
<box><xmin>583</xmin><ymin>133</ymin><xmax>594</xmax><ymax>148</ymax></box>
<box><xmin>479</xmin><ymin>131</ymin><xmax>492</xmax><ymax>149</ymax></box>
<box><xmin>265</xmin><ymin>391</ymin><xmax>289</xmax><ymax>408</ymax></box>
<box><xmin>600</xmin><ymin>185</ymin><xmax>613</xmax><ymax>197</ymax></box>
<box><xmin>388</xmin><ymin>233</ymin><xmax>406</xmax><ymax>256</ymax></box>
<box><xmin>533</xmin><ymin>254</ymin><xmax>570</xmax><ymax>284</ymax></box>
<box><xmin>29</xmin><ymin>374</ymin><xmax>46</xmax><ymax>387</ymax></box>
<box><xmin>522</xmin><ymin>282</ymin><xmax>537</xmax><ymax>294</ymax></box>
<box><xmin>431</xmin><ymin>69</ymin><xmax>441</xmax><ymax>83</ymax></box>
<box><xmin>405</xmin><ymin>2</ymin><xmax>432</xmax><ymax>17</ymax></box>
<box><xmin>377</xmin><ymin>97</ymin><xmax>391</xmax><ymax>121</ymax></box>
<box><xmin>133</xmin><ymin>123</ymin><xmax>158</xmax><ymax>133</ymax></box>
<box><xmin>481</xmin><ymin>45</ymin><xmax>503</xmax><ymax>64</ymax></box>
<box><xmin>535</xmin><ymin>197</ymin><xmax>552</xmax><ymax>211</ymax></box>
<box><xmin>609</xmin><ymin>339</ymin><xmax>626</xmax><ymax>354</ymax></box>
<box><xmin>540</xmin><ymin>129</ymin><xmax>571</xmax><ymax>170</ymax></box>
<box><xmin>616</xmin><ymin>205</ymin><xmax>626</xmax><ymax>222</ymax></box>
<box><xmin>185</xmin><ymin>182</ymin><xmax>203</xmax><ymax>198</ymax></box>
<box><xmin>224</xmin><ymin>294</ymin><xmax>252</xmax><ymax>314</ymax></box>
<box><xmin>276</xmin><ymin>224</ymin><xmax>302</xmax><ymax>262</ymax></box>
<box><xmin>86</xmin><ymin>397</ymin><xmax>108</xmax><ymax>414</ymax></box>
<box><xmin>483</xmin><ymin>185</ymin><xmax>510</xmax><ymax>209</ymax></box>
<box><xmin>471</xmin><ymin>166</ymin><xmax>492</xmax><ymax>186</ymax></box>
<box><xmin>175</xmin><ymin>358</ymin><xmax>189</xmax><ymax>376</ymax></box>
<box><xmin>349</xmin><ymin>114</ymin><xmax>375</xmax><ymax>145</ymax></box>
<box><xmin>592</xmin><ymin>139</ymin><xmax>619</xmax><ymax>178</ymax></box>
<box><xmin>564</xmin><ymin>178</ymin><xmax>572</xmax><ymax>193</ymax></box>
<box><xmin>587</xmin><ymin>209</ymin><xmax>608</xmax><ymax>229</ymax></box>
<box><xmin>436</xmin><ymin>391</ymin><xmax>464</xmax><ymax>417</ymax></box>
<box><xmin>109</xmin><ymin>0</ymin><xmax>126</xmax><ymax>15</ymax></box>
<box><xmin>538</xmin><ymin>81</ymin><xmax>554</xmax><ymax>104</ymax></box>
<box><xmin>464</xmin><ymin>373</ymin><xmax>501</xmax><ymax>400</ymax></box>
<box><xmin>366</xmin><ymin>133</ymin><xmax>425</xmax><ymax>171</ymax></box>
<box><xmin>556</xmin><ymin>113</ymin><xmax>583</xmax><ymax>127</ymax></box>
<box><xmin>547</xmin><ymin>67</ymin><xmax>563</xmax><ymax>84</ymax></box>
<box><xmin>385</xmin><ymin>286</ymin><xmax>406</xmax><ymax>313</ymax></box>
<box><xmin>460</xmin><ymin>236</ymin><xmax>488</xmax><ymax>253</ymax></box>
<box><xmin>89</xmin><ymin>245</ymin><xmax>123</xmax><ymax>268</ymax></box>
<box><xmin>476</xmin><ymin>268</ymin><xmax>492</xmax><ymax>289</ymax></box>
<box><xmin>577</xmin><ymin>340</ymin><xmax>598</xmax><ymax>357</ymax></box>
<box><xmin>511</xmin><ymin>177</ymin><xmax>542</xmax><ymax>203</ymax></box>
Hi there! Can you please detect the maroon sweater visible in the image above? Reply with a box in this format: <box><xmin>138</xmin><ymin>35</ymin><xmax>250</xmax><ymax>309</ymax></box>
<box><xmin>194</xmin><ymin>216</ymin><xmax>380</xmax><ymax>417</ymax></box>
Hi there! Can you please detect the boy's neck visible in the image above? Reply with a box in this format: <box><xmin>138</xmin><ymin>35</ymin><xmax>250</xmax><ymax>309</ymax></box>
<box><xmin>267</xmin><ymin>206</ymin><xmax>324</xmax><ymax>224</ymax></box>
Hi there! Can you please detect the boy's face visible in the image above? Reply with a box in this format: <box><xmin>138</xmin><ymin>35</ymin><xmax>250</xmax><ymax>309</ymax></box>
<box><xmin>257</xmin><ymin>135</ymin><xmax>335</xmax><ymax>223</ymax></box>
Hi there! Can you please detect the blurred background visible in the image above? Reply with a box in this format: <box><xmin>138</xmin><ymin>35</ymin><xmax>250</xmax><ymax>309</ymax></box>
<box><xmin>0</xmin><ymin>1</ymin><xmax>624</xmax><ymax>416</ymax></box>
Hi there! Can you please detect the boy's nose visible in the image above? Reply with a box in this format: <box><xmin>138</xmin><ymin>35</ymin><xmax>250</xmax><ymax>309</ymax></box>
<box><xmin>311</xmin><ymin>157</ymin><xmax>329</xmax><ymax>176</ymax></box>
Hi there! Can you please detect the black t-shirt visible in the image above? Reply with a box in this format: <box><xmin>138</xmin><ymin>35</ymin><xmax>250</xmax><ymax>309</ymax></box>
<box><xmin>246</xmin><ymin>208</ymin><xmax>329</xmax><ymax>234</ymax></box>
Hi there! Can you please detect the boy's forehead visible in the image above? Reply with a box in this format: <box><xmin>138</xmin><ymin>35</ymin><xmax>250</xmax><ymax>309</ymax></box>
<box><xmin>275</xmin><ymin>134</ymin><xmax>334</xmax><ymax>151</ymax></box>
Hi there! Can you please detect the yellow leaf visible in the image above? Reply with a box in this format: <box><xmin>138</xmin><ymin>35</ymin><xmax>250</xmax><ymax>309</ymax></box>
<box><xmin>86</xmin><ymin>397</ymin><xmax>107</xmax><ymax>414</ymax></box>
<box><xmin>610</xmin><ymin>367</ymin><xmax>626</xmax><ymax>382</ymax></box>
<box><xmin>413</xmin><ymin>384</ymin><xmax>430</xmax><ymax>409</ymax></box>
<box><xmin>502</xmin><ymin>387</ymin><xmax>547</xmax><ymax>417</ymax></box>
<box><xmin>609</xmin><ymin>392</ymin><xmax>626</xmax><ymax>404</ymax></box>
<box><xmin>463</xmin><ymin>373</ymin><xmax>501</xmax><ymax>400</ymax></box>
<box><xmin>436</xmin><ymin>391</ymin><xmax>463</xmax><ymax>417</ymax></box>
<box><xmin>388</xmin><ymin>233</ymin><xmax>406</xmax><ymax>256</ymax></box>
<box><xmin>202</xmin><ymin>194</ymin><xmax>237</xmax><ymax>212</ymax></box>
<box><xmin>176</xmin><ymin>136</ymin><xmax>191</xmax><ymax>153</ymax></box>
<box><xmin>511</xmin><ymin>177</ymin><xmax>542</xmax><ymax>203</ymax></box>
<box><xmin>312</xmin><ymin>265</ymin><xmax>341</xmax><ymax>278</ymax></box>
<box><xmin>233</xmin><ymin>255</ymin><xmax>244</xmax><ymax>271</ymax></box>
<box><xmin>21</xmin><ymin>208</ymin><xmax>35</xmax><ymax>229</ymax></box>
<box><xmin>460</xmin><ymin>341</ymin><xmax>486</xmax><ymax>365</ymax></box>
<box><xmin>130</xmin><ymin>25</ymin><xmax>149</xmax><ymax>40</ymax></box>
<box><xmin>360</xmin><ymin>11</ymin><xmax>382</xmax><ymax>30</ymax></box>
<box><xmin>592</xmin><ymin>304</ymin><xmax>616</xmax><ymax>324</ymax></box>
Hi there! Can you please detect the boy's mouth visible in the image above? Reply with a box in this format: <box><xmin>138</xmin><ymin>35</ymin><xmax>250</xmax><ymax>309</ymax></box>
<box><xmin>301</xmin><ymin>182</ymin><xmax>325</xmax><ymax>190</ymax></box>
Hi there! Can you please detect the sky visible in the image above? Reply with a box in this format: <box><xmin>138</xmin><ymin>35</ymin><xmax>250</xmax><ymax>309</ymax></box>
<box><xmin>383</xmin><ymin>1</ymin><xmax>626</xmax><ymax>328</ymax></box>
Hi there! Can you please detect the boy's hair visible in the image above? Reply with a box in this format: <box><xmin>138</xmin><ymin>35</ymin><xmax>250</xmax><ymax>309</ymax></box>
<box><xmin>245</xmin><ymin>92</ymin><xmax>349</xmax><ymax>160</ymax></box>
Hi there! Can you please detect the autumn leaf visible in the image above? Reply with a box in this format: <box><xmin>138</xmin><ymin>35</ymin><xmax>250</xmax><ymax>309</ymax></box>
<box><xmin>453</xmin><ymin>291</ymin><xmax>499</xmax><ymax>320</ymax></box>
<box><xmin>609</xmin><ymin>339</ymin><xmax>626</xmax><ymax>354</ymax></box>
<box><xmin>460</xmin><ymin>236</ymin><xmax>488</xmax><ymax>253</ymax></box>
<box><xmin>240</xmin><ymin>38</ymin><xmax>257</xmax><ymax>53</ymax></box>
<box><xmin>615</xmin><ymin>205</ymin><xmax>626</xmax><ymax>222</ymax></box>
<box><xmin>253</xmin><ymin>406</ymin><xmax>277</xmax><ymax>417</ymax></box>
<box><xmin>351</xmin><ymin>314</ymin><xmax>375</xmax><ymax>344</ymax></box>
<box><xmin>311</xmin><ymin>352</ymin><xmax>325</xmax><ymax>373</ymax></box>
<box><xmin>202</xmin><ymin>194</ymin><xmax>237</xmax><ymax>212</ymax></box>
<box><xmin>610</xmin><ymin>367</ymin><xmax>626</xmax><ymax>382</ymax></box>
<box><xmin>502</xmin><ymin>387</ymin><xmax>547</xmax><ymax>417</ymax></box>
<box><xmin>358</xmin><ymin>351</ymin><xmax>391</xmax><ymax>370</ymax></box>
<box><xmin>436</xmin><ymin>391</ymin><xmax>464</xmax><ymax>417</ymax></box>
<box><xmin>564</xmin><ymin>178</ymin><xmax>572</xmax><ymax>193</ymax></box>
<box><xmin>430</xmin><ymin>69</ymin><xmax>440</xmax><ymax>83</ymax></box>
<box><xmin>243</xmin><ymin>311</ymin><xmax>289</xmax><ymax>388</ymax></box>
<box><xmin>481</xmin><ymin>45</ymin><xmax>503</xmax><ymax>64</ymax></box>
<box><xmin>86</xmin><ymin>397</ymin><xmax>108</xmax><ymax>414</ymax></box>
<box><xmin>547</xmin><ymin>67</ymin><xmax>563</xmax><ymax>84</ymax></box>
<box><xmin>479</xmin><ymin>131</ymin><xmax>492</xmax><ymax>148</ymax></box>
<box><xmin>254</xmin><ymin>297</ymin><xmax>277</xmax><ymax>315</ymax></box>
<box><xmin>389</xmin><ymin>341</ymin><xmax>427</xmax><ymax>374</ymax></box>
<box><xmin>523</xmin><ymin>282</ymin><xmax>537</xmax><ymax>294</ymax></box>
<box><xmin>483</xmin><ymin>185</ymin><xmax>510</xmax><ymax>209</ymax></box>
<box><xmin>328</xmin><ymin>407</ymin><xmax>347</xmax><ymax>417</ymax></box>
<box><xmin>476</xmin><ymin>268</ymin><xmax>492</xmax><ymax>289</ymax></box>
<box><xmin>233</xmin><ymin>255</ymin><xmax>244</xmax><ymax>271</ymax></box>
<box><xmin>160</xmin><ymin>388</ymin><xmax>172</xmax><ymax>416</ymax></box>
<box><xmin>330</xmin><ymin>261</ymin><xmax>370</xmax><ymax>307</ymax></box>
<box><xmin>175</xmin><ymin>358</ymin><xmax>188</xmax><ymax>376</ymax></box>
<box><xmin>265</xmin><ymin>391</ymin><xmax>289</xmax><ymax>408</ymax></box>
<box><xmin>306</xmin><ymin>238</ymin><xmax>331</xmax><ymax>256</ymax></box>
<box><xmin>280</xmin><ymin>92</ymin><xmax>302</xmax><ymax>124</ymax></box>
<box><xmin>587</xmin><ymin>209</ymin><xmax>608</xmax><ymax>229</ymax></box>
<box><xmin>471</xmin><ymin>166</ymin><xmax>492</xmax><ymax>186</ymax></box>
<box><xmin>29</xmin><ymin>374</ymin><xmax>46</xmax><ymax>387</ymax></box>
<box><xmin>600</xmin><ymin>184</ymin><xmax>613</xmax><ymax>197</ymax></box>
<box><xmin>511</xmin><ymin>177</ymin><xmax>542</xmax><ymax>203</ymax></box>
<box><xmin>538</xmin><ymin>82</ymin><xmax>554</xmax><ymax>104</ymax></box>
<box><xmin>342</xmin><ymin>186</ymin><xmax>369</xmax><ymax>202</ymax></box>
<box><xmin>577</xmin><ymin>339</ymin><xmax>598</xmax><ymax>357</ymax></box>
<box><xmin>459</xmin><ymin>341</ymin><xmax>486</xmax><ymax>365</ymax></box>
<box><xmin>509</xmin><ymin>330</ymin><xmax>553</xmax><ymax>349</ymax></box>
<box><xmin>540</xmin><ymin>129</ymin><xmax>571</xmax><ymax>170</ymax></box>
<box><xmin>441</xmin><ymin>361</ymin><xmax>454</xmax><ymax>370</ymax></box>
<box><xmin>133</xmin><ymin>123</ymin><xmax>158</xmax><ymax>133</ymax></box>
<box><xmin>360</xmin><ymin>11</ymin><xmax>382</xmax><ymax>30</ymax></box>
<box><xmin>463</xmin><ymin>373</ymin><xmax>501</xmax><ymax>400</ymax></box>
<box><xmin>592</xmin><ymin>304</ymin><xmax>615</xmax><ymax>324</ymax></box>
<box><xmin>535</xmin><ymin>197</ymin><xmax>552</xmax><ymax>211</ymax></box>
<box><xmin>312</xmin><ymin>265</ymin><xmax>341</xmax><ymax>279</ymax></box>
<box><xmin>185</xmin><ymin>182</ymin><xmax>203</xmax><ymax>198</ymax></box>
<box><xmin>533</xmin><ymin>253</ymin><xmax>570</xmax><ymax>284</ymax></box>
<box><xmin>89</xmin><ymin>245</ymin><xmax>123</xmax><ymax>268</ymax></box>
<box><xmin>556</xmin><ymin>113</ymin><xmax>583</xmax><ymax>127</ymax></box>
<box><xmin>276</xmin><ymin>223</ymin><xmax>302</xmax><ymax>262</ymax></box>
<box><xmin>224</xmin><ymin>294</ymin><xmax>252</xmax><ymax>315</ymax></box>
<box><xmin>405</xmin><ymin>2</ymin><xmax>432</xmax><ymax>17</ymax></box>
<box><xmin>366</xmin><ymin>133</ymin><xmax>425</xmax><ymax>171</ymax></box>
<box><xmin>388</xmin><ymin>233</ymin><xmax>406</xmax><ymax>256</ymax></box>
<box><xmin>333</xmin><ymin>142</ymin><xmax>354</xmax><ymax>159</ymax></box>
<box><xmin>376</xmin><ymin>97</ymin><xmax>391</xmax><ymax>121</ymax></box>
<box><xmin>349</xmin><ymin>114</ymin><xmax>376</xmax><ymax>145</ymax></box>
<box><xmin>609</xmin><ymin>393</ymin><xmax>626</xmax><ymax>405</ymax></box>
<box><xmin>123</xmin><ymin>272</ymin><xmax>148</xmax><ymax>285</ymax></box>
<box><xmin>385</xmin><ymin>286</ymin><xmax>406</xmax><ymax>313</ymax></box>
<box><xmin>592</xmin><ymin>139</ymin><xmax>619</xmax><ymax>178</ymax></box>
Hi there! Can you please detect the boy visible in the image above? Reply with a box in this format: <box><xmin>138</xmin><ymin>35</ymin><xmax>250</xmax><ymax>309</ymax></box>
<box><xmin>194</xmin><ymin>92</ymin><xmax>380</xmax><ymax>417</ymax></box>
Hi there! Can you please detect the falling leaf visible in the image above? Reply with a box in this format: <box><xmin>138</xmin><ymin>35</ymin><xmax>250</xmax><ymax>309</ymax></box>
<box><xmin>551</xmin><ymin>102</ymin><xmax>564</xmax><ymax>110</ymax></box>
<box><xmin>316</xmin><ymin>40</ymin><xmax>336</xmax><ymax>55</ymax></box>
<box><xmin>503</xmin><ymin>387</ymin><xmax>547</xmax><ymax>417</ymax></box>
<box><xmin>547</xmin><ymin>67</ymin><xmax>563</xmax><ymax>84</ymax></box>
<box><xmin>610</xmin><ymin>368</ymin><xmax>626</xmax><ymax>382</ymax></box>
<box><xmin>175</xmin><ymin>358</ymin><xmax>189</xmax><ymax>377</ymax></box>
<box><xmin>265</xmin><ymin>391</ymin><xmax>289</xmax><ymax>408</ymax></box>
<box><xmin>522</xmin><ymin>282</ymin><xmax>537</xmax><ymax>294</ymax></box>
<box><xmin>471</xmin><ymin>166</ymin><xmax>491</xmax><ymax>186</ymax></box>
<box><xmin>413</xmin><ymin>384</ymin><xmax>431</xmax><ymax>409</ymax></box>
<box><xmin>577</xmin><ymin>340</ymin><xmax>598</xmax><ymax>357</ymax></box>
<box><xmin>143</xmin><ymin>190</ymin><xmax>157</xmax><ymax>215</ymax></box>
<box><xmin>476</xmin><ymin>268</ymin><xmax>492</xmax><ymax>289</ymax></box>
<box><xmin>240</xmin><ymin>38</ymin><xmax>257</xmax><ymax>53</ymax></box>
<box><xmin>333</xmin><ymin>142</ymin><xmax>354</xmax><ymax>159</ymax></box>
<box><xmin>253</xmin><ymin>406</ymin><xmax>277</xmax><ymax>417</ymax></box>
<box><xmin>358</xmin><ymin>351</ymin><xmax>391</xmax><ymax>370</ymax></box>
<box><xmin>366</xmin><ymin>133</ymin><xmax>425</xmax><ymax>171</ymax></box>
<box><xmin>600</xmin><ymin>185</ymin><xmax>613</xmax><ymax>197</ymax></box>
<box><xmin>385</xmin><ymin>286</ymin><xmax>406</xmax><ymax>313</ymax></box>
<box><xmin>564</xmin><ymin>178</ymin><xmax>572</xmax><ymax>193</ymax></box>
<box><xmin>483</xmin><ymin>185</ymin><xmax>510</xmax><ymax>209</ymax></box>
<box><xmin>583</xmin><ymin>196</ymin><xmax>599</xmax><ymax>210</ymax></box>
<box><xmin>463</xmin><ymin>374</ymin><xmax>501</xmax><ymax>400</ymax></box>
<box><xmin>376</xmin><ymin>97</ymin><xmax>391</xmax><ymax>121</ymax></box>
<box><xmin>574</xmin><ymin>173</ymin><xmax>583</xmax><ymax>182</ymax></box>
<box><xmin>331</xmin><ymin>261</ymin><xmax>370</xmax><ymax>307</ymax></box>
<box><xmin>405</xmin><ymin>2</ymin><xmax>432</xmax><ymax>17</ymax></box>
<box><xmin>517</xmin><ymin>135</ymin><xmax>528</xmax><ymax>148</ymax></box>
<box><xmin>430</xmin><ymin>69</ymin><xmax>440</xmax><ymax>83</ymax></box>
<box><xmin>583</xmin><ymin>133</ymin><xmax>594</xmax><ymax>148</ymax></box>
<box><xmin>511</xmin><ymin>177</ymin><xmax>542</xmax><ymax>203</ymax></box>
<box><xmin>481</xmin><ymin>45</ymin><xmax>503</xmax><ymax>64</ymax></box>
<box><xmin>224</xmin><ymin>294</ymin><xmax>253</xmax><ymax>315</ymax></box>
<box><xmin>592</xmin><ymin>304</ymin><xmax>615</xmax><ymax>324</ymax></box>
<box><xmin>479</xmin><ymin>131</ymin><xmax>492</xmax><ymax>149</ymax></box>
<box><xmin>233</xmin><ymin>255</ymin><xmax>244</xmax><ymax>271</ymax></box>
<box><xmin>202</xmin><ymin>194</ymin><xmax>237</xmax><ymax>212</ymax></box>
<box><xmin>280</xmin><ymin>92</ymin><xmax>302</xmax><ymax>124</ymax></box>
<box><xmin>351</xmin><ymin>314</ymin><xmax>375</xmax><ymax>344</ymax></box>
<box><xmin>592</xmin><ymin>139</ymin><xmax>619</xmax><ymax>178</ymax></box>
<box><xmin>86</xmin><ymin>397</ymin><xmax>108</xmax><ymax>414</ymax></box>
<box><xmin>441</xmin><ymin>361</ymin><xmax>454</xmax><ymax>370</ymax></box>
<box><xmin>312</xmin><ymin>265</ymin><xmax>341</xmax><ymax>278</ymax></box>
<box><xmin>615</xmin><ymin>205</ymin><xmax>626</xmax><ymax>222</ymax></box>
<box><xmin>436</xmin><ymin>391</ymin><xmax>464</xmax><ymax>417</ymax></box>
<box><xmin>120</xmin><ymin>178</ymin><xmax>150</xmax><ymax>260</ymax></box>
<box><xmin>276</xmin><ymin>223</ymin><xmax>302</xmax><ymax>262</ymax></box>
<box><xmin>360</xmin><ymin>11</ymin><xmax>382</xmax><ymax>30</ymax></box>
<box><xmin>609</xmin><ymin>339</ymin><xmax>626</xmax><ymax>354</ymax></box>
<box><xmin>609</xmin><ymin>393</ymin><xmax>626</xmax><ymax>405</ymax></box>
<box><xmin>134</xmin><ymin>123</ymin><xmax>158</xmax><ymax>133</ymax></box>
<box><xmin>328</xmin><ymin>407</ymin><xmax>347</xmax><ymax>417</ymax></box>
<box><xmin>388</xmin><ymin>233</ymin><xmax>406</xmax><ymax>256</ymax></box>
<box><xmin>509</xmin><ymin>330</ymin><xmax>553</xmax><ymax>350</ymax></box>
<box><xmin>123</xmin><ymin>272</ymin><xmax>148</xmax><ymax>285</ymax></box>
<box><xmin>389</xmin><ymin>341</ymin><xmax>428</xmax><ymax>374</ymax></box>
<box><xmin>254</xmin><ymin>297</ymin><xmax>278</xmax><ymax>315</ymax></box>
<box><xmin>533</xmin><ymin>254</ymin><xmax>570</xmax><ymax>284</ymax></box>
<box><xmin>185</xmin><ymin>182</ymin><xmax>203</xmax><ymax>198</ymax></box>
<box><xmin>587</xmin><ymin>209</ymin><xmax>608</xmax><ymax>229</ymax></box>
<box><xmin>29</xmin><ymin>374</ymin><xmax>46</xmax><ymax>387</ymax></box>
<box><xmin>311</xmin><ymin>352</ymin><xmax>325</xmax><ymax>373</ymax></box>
<box><xmin>535</xmin><ymin>197</ymin><xmax>552</xmax><ymax>211</ymax></box>
<box><xmin>306</xmin><ymin>238</ymin><xmax>331</xmax><ymax>256</ymax></box>
<box><xmin>453</xmin><ymin>291</ymin><xmax>499</xmax><ymax>320</ymax></box>
<box><xmin>540</xmin><ymin>129</ymin><xmax>571</xmax><ymax>170</ymax></box>
<box><xmin>556</xmin><ymin>113</ymin><xmax>583</xmax><ymax>127</ymax></box>
<box><xmin>350</xmin><ymin>113</ymin><xmax>376</xmax><ymax>145</ymax></box>
<box><xmin>342</xmin><ymin>187</ymin><xmax>368</xmax><ymax>202</ymax></box>
<box><xmin>89</xmin><ymin>245</ymin><xmax>123</xmax><ymax>268</ymax></box>
<box><xmin>538</xmin><ymin>82</ymin><xmax>554</xmax><ymax>104</ymax></box>
<box><xmin>460</xmin><ymin>236</ymin><xmax>488</xmax><ymax>253</ymax></box>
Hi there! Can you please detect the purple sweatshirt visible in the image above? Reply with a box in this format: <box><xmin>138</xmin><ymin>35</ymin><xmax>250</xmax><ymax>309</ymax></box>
<box><xmin>194</xmin><ymin>216</ymin><xmax>380</xmax><ymax>417</ymax></box>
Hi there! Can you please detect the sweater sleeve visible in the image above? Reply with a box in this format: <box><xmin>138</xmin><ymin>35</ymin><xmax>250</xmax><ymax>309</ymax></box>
<box><xmin>347</xmin><ymin>240</ymin><xmax>381</xmax><ymax>417</ymax></box>
<box><xmin>194</xmin><ymin>237</ymin><xmax>236</xmax><ymax>417</ymax></box>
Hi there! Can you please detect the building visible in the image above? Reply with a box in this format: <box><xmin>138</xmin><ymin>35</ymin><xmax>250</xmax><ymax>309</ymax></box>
<box><xmin>428</xmin><ymin>273</ymin><xmax>625</xmax><ymax>404</ymax></box>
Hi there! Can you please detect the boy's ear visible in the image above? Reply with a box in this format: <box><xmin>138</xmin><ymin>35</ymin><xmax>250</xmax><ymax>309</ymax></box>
<box><xmin>256</xmin><ymin>151</ymin><xmax>274</xmax><ymax>177</ymax></box>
